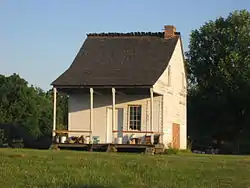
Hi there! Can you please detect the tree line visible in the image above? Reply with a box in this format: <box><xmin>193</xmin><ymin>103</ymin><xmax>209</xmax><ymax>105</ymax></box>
<box><xmin>0</xmin><ymin>9</ymin><xmax>249</xmax><ymax>152</ymax></box>
<box><xmin>187</xmin><ymin>9</ymin><xmax>250</xmax><ymax>153</ymax></box>
<box><xmin>0</xmin><ymin>73</ymin><xmax>68</xmax><ymax>148</ymax></box>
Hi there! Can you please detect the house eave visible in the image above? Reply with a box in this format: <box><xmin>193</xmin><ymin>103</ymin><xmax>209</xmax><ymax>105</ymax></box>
<box><xmin>52</xmin><ymin>84</ymin><xmax>153</xmax><ymax>89</ymax></box>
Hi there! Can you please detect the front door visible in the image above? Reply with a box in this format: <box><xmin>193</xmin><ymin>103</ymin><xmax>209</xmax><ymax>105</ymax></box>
<box><xmin>172</xmin><ymin>123</ymin><xmax>180</xmax><ymax>149</ymax></box>
<box><xmin>106</xmin><ymin>108</ymin><xmax>124</xmax><ymax>143</ymax></box>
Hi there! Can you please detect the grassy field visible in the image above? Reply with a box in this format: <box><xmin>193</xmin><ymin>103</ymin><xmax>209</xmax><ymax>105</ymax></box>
<box><xmin>0</xmin><ymin>149</ymin><xmax>250</xmax><ymax>188</ymax></box>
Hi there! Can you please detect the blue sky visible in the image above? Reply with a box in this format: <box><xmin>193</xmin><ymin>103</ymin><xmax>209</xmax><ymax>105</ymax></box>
<box><xmin>0</xmin><ymin>0</ymin><xmax>249</xmax><ymax>91</ymax></box>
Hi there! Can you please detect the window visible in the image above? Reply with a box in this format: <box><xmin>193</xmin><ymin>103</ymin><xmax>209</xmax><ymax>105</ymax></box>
<box><xmin>128</xmin><ymin>105</ymin><xmax>142</xmax><ymax>130</ymax></box>
<box><xmin>182</xmin><ymin>72</ymin><xmax>185</xmax><ymax>89</ymax></box>
<box><xmin>167</xmin><ymin>65</ymin><xmax>171</xmax><ymax>86</ymax></box>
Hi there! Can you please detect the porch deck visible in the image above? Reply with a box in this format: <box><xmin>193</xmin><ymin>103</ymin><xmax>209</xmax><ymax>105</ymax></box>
<box><xmin>52</xmin><ymin>129</ymin><xmax>165</xmax><ymax>154</ymax></box>
<box><xmin>52</xmin><ymin>143</ymin><xmax>164</xmax><ymax>154</ymax></box>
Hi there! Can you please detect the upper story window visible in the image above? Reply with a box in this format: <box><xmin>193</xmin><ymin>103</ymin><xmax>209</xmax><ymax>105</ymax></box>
<box><xmin>182</xmin><ymin>72</ymin><xmax>186</xmax><ymax>89</ymax></box>
<box><xmin>167</xmin><ymin>65</ymin><xmax>171</xmax><ymax>86</ymax></box>
<box><xmin>128</xmin><ymin>105</ymin><xmax>141</xmax><ymax>130</ymax></box>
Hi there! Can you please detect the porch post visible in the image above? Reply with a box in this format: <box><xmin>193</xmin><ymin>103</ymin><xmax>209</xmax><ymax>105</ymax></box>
<box><xmin>160</xmin><ymin>95</ymin><xmax>164</xmax><ymax>144</ymax></box>
<box><xmin>52</xmin><ymin>87</ymin><xmax>57</xmax><ymax>139</ymax></box>
<box><xmin>150</xmin><ymin>88</ymin><xmax>154</xmax><ymax>144</ymax></box>
<box><xmin>112</xmin><ymin>88</ymin><xmax>116</xmax><ymax>143</ymax></box>
<box><xmin>90</xmin><ymin>88</ymin><xmax>94</xmax><ymax>139</ymax></box>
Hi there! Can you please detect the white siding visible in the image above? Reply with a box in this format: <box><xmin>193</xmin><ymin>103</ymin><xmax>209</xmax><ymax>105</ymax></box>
<box><xmin>153</xmin><ymin>38</ymin><xmax>187</xmax><ymax>149</ymax></box>
<box><xmin>68</xmin><ymin>93</ymin><xmax>162</xmax><ymax>143</ymax></box>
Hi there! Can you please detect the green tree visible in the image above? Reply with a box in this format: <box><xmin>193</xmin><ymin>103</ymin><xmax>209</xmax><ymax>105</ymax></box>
<box><xmin>0</xmin><ymin>74</ymin><xmax>68</xmax><ymax>144</ymax></box>
<box><xmin>186</xmin><ymin>10</ymin><xmax>250</xmax><ymax>146</ymax></box>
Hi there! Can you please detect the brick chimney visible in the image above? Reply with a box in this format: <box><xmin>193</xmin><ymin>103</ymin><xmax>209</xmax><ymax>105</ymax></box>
<box><xmin>164</xmin><ymin>25</ymin><xmax>177</xmax><ymax>39</ymax></box>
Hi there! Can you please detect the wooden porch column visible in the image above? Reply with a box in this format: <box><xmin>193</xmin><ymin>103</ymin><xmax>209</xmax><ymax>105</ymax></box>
<box><xmin>112</xmin><ymin>88</ymin><xmax>116</xmax><ymax>143</ymax></box>
<box><xmin>150</xmin><ymin>88</ymin><xmax>154</xmax><ymax>143</ymax></box>
<box><xmin>90</xmin><ymin>88</ymin><xmax>94</xmax><ymax>138</ymax></box>
<box><xmin>52</xmin><ymin>87</ymin><xmax>57</xmax><ymax>139</ymax></box>
<box><xmin>160</xmin><ymin>95</ymin><xmax>164</xmax><ymax>144</ymax></box>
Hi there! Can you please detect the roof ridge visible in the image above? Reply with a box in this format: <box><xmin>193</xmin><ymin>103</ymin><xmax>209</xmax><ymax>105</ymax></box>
<box><xmin>87</xmin><ymin>32</ymin><xmax>164</xmax><ymax>38</ymax></box>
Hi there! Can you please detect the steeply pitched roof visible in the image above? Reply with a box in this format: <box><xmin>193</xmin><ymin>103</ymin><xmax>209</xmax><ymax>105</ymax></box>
<box><xmin>52</xmin><ymin>32</ymin><xmax>179</xmax><ymax>88</ymax></box>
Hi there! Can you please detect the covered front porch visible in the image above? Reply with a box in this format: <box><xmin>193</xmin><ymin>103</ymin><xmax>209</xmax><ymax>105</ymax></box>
<box><xmin>52</xmin><ymin>87</ymin><xmax>164</xmax><ymax>146</ymax></box>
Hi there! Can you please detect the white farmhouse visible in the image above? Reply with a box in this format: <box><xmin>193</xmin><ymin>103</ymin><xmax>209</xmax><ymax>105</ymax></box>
<box><xmin>52</xmin><ymin>25</ymin><xmax>187</xmax><ymax>149</ymax></box>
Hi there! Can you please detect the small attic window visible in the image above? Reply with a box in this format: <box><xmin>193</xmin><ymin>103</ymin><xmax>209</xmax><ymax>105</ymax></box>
<box><xmin>167</xmin><ymin>65</ymin><xmax>171</xmax><ymax>86</ymax></box>
<box><xmin>182</xmin><ymin>72</ymin><xmax>186</xmax><ymax>89</ymax></box>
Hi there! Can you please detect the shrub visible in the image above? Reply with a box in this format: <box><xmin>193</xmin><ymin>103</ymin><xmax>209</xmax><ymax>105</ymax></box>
<box><xmin>164</xmin><ymin>148</ymin><xmax>180</xmax><ymax>155</ymax></box>
<box><xmin>0</xmin><ymin>129</ymin><xmax>7</xmax><ymax>147</ymax></box>
<box><xmin>163</xmin><ymin>142</ymin><xmax>192</xmax><ymax>155</ymax></box>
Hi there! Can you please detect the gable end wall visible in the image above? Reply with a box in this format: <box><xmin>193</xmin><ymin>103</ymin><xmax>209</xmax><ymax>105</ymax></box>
<box><xmin>153</xmin><ymin>38</ymin><xmax>187</xmax><ymax>149</ymax></box>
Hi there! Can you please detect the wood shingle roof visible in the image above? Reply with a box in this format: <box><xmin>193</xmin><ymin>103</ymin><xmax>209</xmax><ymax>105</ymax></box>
<box><xmin>52</xmin><ymin>32</ymin><xmax>179</xmax><ymax>88</ymax></box>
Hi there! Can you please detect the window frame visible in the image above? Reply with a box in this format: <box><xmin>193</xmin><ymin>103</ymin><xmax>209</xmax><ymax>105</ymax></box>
<box><xmin>167</xmin><ymin>65</ymin><xmax>171</xmax><ymax>86</ymax></box>
<box><xmin>127</xmin><ymin>105</ymin><xmax>142</xmax><ymax>131</ymax></box>
<box><xmin>182</xmin><ymin>72</ymin><xmax>186</xmax><ymax>89</ymax></box>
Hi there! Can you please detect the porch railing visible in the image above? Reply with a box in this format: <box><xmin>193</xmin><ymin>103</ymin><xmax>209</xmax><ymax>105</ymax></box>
<box><xmin>112</xmin><ymin>130</ymin><xmax>164</xmax><ymax>134</ymax></box>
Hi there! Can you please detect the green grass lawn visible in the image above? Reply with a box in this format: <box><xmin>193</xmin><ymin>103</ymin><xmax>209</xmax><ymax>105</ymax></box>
<box><xmin>0</xmin><ymin>149</ymin><xmax>250</xmax><ymax>188</ymax></box>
